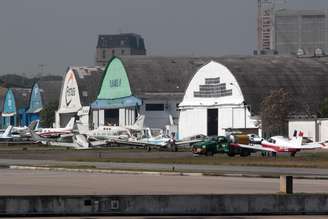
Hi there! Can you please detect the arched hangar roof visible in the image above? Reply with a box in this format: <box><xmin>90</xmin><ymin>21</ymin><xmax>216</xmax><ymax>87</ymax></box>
<box><xmin>213</xmin><ymin>55</ymin><xmax>328</xmax><ymax>116</ymax></box>
<box><xmin>110</xmin><ymin>56</ymin><xmax>328</xmax><ymax>116</ymax></box>
<box><xmin>118</xmin><ymin>56</ymin><xmax>210</xmax><ymax>99</ymax></box>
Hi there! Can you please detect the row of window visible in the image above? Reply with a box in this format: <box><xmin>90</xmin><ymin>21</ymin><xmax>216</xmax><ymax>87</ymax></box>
<box><xmin>102</xmin><ymin>49</ymin><xmax>126</xmax><ymax>59</ymax></box>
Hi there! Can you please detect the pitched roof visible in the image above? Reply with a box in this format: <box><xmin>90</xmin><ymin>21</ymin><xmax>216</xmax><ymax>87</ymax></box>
<box><xmin>70</xmin><ymin>66</ymin><xmax>104</xmax><ymax>105</ymax></box>
<box><xmin>38</xmin><ymin>80</ymin><xmax>63</xmax><ymax>105</ymax></box>
<box><xmin>97</xmin><ymin>33</ymin><xmax>146</xmax><ymax>50</ymax></box>
<box><xmin>12</xmin><ymin>88</ymin><xmax>31</xmax><ymax>109</ymax></box>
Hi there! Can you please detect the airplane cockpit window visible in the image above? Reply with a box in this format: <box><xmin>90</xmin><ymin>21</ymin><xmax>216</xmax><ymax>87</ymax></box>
<box><xmin>268</xmin><ymin>138</ymin><xmax>276</xmax><ymax>144</ymax></box>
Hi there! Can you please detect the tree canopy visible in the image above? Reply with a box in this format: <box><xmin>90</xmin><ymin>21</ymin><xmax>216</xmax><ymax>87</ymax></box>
<box><xmin>40</xmin><ymin>101</ymin><xmax>58</xmax><ymax>128</ymax></box>
<box><xmin>260</xmin><ymin>88</ymin><xmax>290</xmax><ymax>137</ymax></box>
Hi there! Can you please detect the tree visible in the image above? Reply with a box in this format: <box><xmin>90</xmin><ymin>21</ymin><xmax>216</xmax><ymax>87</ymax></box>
<box><xmin>260</xmin><ymin>88</ymin><xmax>290</xmax><ymax>137</ymax></box>
<box><xmin>40</xmin><ymin>101</ymin><xmax>58</xmax><ymax>127</ymax></box>
<box><xmin>319</xmin><ymin>97</ymin><xmax>328</xmax><ymax>118</ymax></box>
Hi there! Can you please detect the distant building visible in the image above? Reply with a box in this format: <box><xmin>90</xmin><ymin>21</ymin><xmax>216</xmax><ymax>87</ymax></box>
<box><xmin>96</xmin><ymin>33</ymin><xmax>146</xmax><ymax>66</ymax></box>
<box><xmin>274</xmin><ymin>9</ymin><xmax>328</xmax><ymax>55</ymax></box>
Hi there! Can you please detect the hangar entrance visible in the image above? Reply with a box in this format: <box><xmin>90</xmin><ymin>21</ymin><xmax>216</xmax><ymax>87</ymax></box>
<box><xmin>207</xmin><ymin>109</ymin><xmax>218</xmax><ymax>136</ymax></box>
<box><xmin>105</xmin><ymin>109</ymin><xmax>119</xmax><ymax>126</ymax></box>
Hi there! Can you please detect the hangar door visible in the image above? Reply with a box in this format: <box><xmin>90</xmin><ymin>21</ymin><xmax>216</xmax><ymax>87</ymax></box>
<box><xmin>104</xmin><ymin>109</ymin><xmax>119</xmax><ymax>126</ymax></box>
<box><xmin>207</xmin><ymin>109</ymin><xmax>218</xmax><ymax>136</ymax></box>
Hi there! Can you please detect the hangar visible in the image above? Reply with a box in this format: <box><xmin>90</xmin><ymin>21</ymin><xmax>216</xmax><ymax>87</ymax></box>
<box><xmin>55</xmin><ymin>66</ymin><xmax>103</xmax><ymax>128</ymax></box>
<box><xmin>91</xmin><ymin>56</ymin><xmax>206</xmax><ymax>129</ymax></box>
<box><xmin>179</xmin><ymin>56</ymin><xmax>328</xmax><ymax>139</ymax></box>
<box><xmin>1</xmin><ymin>88</ymin><xmax>30</xmax><ymax>128</ymax></box>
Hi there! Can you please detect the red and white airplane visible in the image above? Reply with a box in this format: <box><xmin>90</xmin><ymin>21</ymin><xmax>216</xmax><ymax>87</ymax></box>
<box><xmin>238</xmin><ymin>130</ymin><xmax>327</xmax><ymax>156</ymax></box>
<box><xmin>36</xmin><ymin>117</ymin><xmax>75</xmax><ymax>138</ymax></box>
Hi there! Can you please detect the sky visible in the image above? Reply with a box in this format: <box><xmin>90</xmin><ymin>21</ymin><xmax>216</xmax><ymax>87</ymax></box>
<box><xmin>0</xmin><ymin>0</ymin><xmax>328</xmax><ymax>76</ymax></box>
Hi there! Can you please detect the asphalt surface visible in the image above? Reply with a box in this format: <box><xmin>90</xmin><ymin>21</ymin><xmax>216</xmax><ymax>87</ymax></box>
<box><xmin>1</xmin><ymin>158</ymin><xmax>328</xmax><ymax>177</ymax></box>
<box><xmin>1</xmin><ymin>168</ymin><xmax>328</xmax><ymax>195</ymax></box>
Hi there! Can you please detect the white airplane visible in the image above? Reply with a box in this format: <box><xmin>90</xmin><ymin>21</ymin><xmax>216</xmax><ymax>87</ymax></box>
<box><xmin>11</xmin><ymin>120</ymin><xmax>40</xmax><ymax>137</ymax></box>
<box><xmin>29</xmin><ymin>127</ymin><xmax>91</xmax><ymax>149</ymax></box>
<box><xmin>36</xmin><ymin>117</ymin><xmax>75</xmax><ymax>138</ymax></box>
<box><xmin>78</xmin><ymin>115</ymin><xmax>145</xmax><ymax>141</ymax></box>
<box><xmin>235</xmin><ymin>130</ymin><xmax>327</xmax><ymax>156</ymax></box>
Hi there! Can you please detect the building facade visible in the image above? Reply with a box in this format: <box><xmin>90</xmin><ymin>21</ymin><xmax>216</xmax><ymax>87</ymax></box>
<box><xmin>179</xmin><ymin>56</ymin><xmax>328</xmax><ymax>139</ymax></box>
<box><xmin>274</xmin><ymin>9</ymin><xmax>328</xmax><ymax>55</ymax></box>
<box><xmin>96</xmin><ymin>33</ymin><xmax>146</xmax><ymax>66</ymax></box>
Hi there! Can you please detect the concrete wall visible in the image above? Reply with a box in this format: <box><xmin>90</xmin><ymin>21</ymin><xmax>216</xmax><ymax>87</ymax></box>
<box><xmin>1</xmin><ymin>194</ymin><xmax>328</xmax><ymax>216</ymax></box>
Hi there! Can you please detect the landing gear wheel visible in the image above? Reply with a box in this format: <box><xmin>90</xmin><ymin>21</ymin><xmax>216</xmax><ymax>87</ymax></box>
<box><xmin>227</xmin><ymin>152</ymin><xmax>235</xmax><ymax>157</ymax></box>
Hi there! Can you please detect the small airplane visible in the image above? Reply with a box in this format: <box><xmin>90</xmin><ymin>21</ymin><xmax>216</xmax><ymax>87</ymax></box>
<box><xmin>235</xmin><ymin>130</ymin><xmax>327</xmax><ymax>156</ymax></box>
<box><xmin>77</xmin><ymin>115</ymin><xmax>145</xmax><ymax>141</ymax></box>
<box><xmin>29</xmin><ymin>127</ymin><xmax>92</xmax><ymax>149</ymax></box>
<box><xmin>36</xmin><ymin>117</ymin><xmax>75</xmax><ymax>138</ymax></box>
<box><xmin>11</xmin><ymin>120</ymin><xmax>40</xmax><ymax>137</ymax></box>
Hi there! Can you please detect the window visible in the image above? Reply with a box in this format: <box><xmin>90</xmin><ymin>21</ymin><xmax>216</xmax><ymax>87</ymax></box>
<box><xmin>145</xmin><ymin>104</ymin><xmax>165</xmax><ymax>111</ymax></box>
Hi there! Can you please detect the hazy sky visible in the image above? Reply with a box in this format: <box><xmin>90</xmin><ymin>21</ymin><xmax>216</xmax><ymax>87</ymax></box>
<box><xmin>0</xmin><ymin>0</ymin><xmax>328</xmax><ymax>76</ymax></box>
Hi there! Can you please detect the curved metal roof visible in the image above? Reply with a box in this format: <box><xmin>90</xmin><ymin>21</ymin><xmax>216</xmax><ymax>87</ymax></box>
<box><xmin>215</xmin><ymin>55</ymin><xmax>328</xmax><ymax>115</ymax></box>
<box><xmin>119</xmin><ymin>56</ymin><xmax>209</xmax><ymax>99</ymax></box>
<box><xmin>119</xmin><ymin>55</ymin><xmax>328</xmax><ymax>116</ymax></box>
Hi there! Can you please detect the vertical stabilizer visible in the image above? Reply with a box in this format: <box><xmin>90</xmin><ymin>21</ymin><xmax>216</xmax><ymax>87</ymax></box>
<box><xmin>290</xmin><ymin>130</ymin><xmax>303</xmax><ymax>146</ymax></box>
<box><xmin>2</xmin><ymin>126</ymin><xmax>12</xmax><ymax>137</ymax></box>
<box><xmin>65</xmin><ymin>117</ymin><xmax>75</xmax><ymax>130</ymax></box>
<box><xmin>129</xmin><ymin>115</ymin><xmax>145</xmax><ymax>130</ymax></box>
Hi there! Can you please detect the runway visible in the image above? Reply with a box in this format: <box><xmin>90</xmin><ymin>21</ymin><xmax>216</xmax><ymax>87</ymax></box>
<box><xmin>1</xmin><ymin>169</ymin><xmax>328</xmax><ymax>195</ymax></box>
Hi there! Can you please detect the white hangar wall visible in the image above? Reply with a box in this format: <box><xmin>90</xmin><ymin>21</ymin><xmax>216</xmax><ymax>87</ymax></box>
<box><xmin>289</xmin><ymin>119</ymin><xmax>328</xmax><ymax>142</ymax></box>
<box><xmin>178</xmin><ymin>61</ymin><xmax>257</xmax><ymax>139</ymax></box>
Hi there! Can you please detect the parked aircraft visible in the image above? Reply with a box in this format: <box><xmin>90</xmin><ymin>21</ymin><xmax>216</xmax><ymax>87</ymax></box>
<box><xmin>29</xmin><ymin>127</ymin><xmax>92</xmax><ymax>149</ymax></box>
<box><xmin>236</xmin><ymin>130</ymin><xmax>326</xmax><ymax>156</ymax></box>
<box><xmin>77</xmin><ymin>115</ymin><xmax>145</xmax><ymax>141</ymax></box>
<box><xmin>36</xmin><ymin>117</ymin><xmax>75</xmax><ymax>138</ymax></box>
<box><xmin>11</xmin><ymin>120</ymin><xmax>40</xmax><ymax>137</ymax></box>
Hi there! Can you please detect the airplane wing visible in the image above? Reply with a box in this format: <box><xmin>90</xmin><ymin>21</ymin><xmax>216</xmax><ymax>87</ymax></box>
<box><xmin>299</xmin><ymin>142</ymin><xmax>326</xmax><ymax>150</ymax></box>
<box><xmin>231</xmin><ymin>143</ymin><xmax>277</xmax><ymax>153</ymax></box>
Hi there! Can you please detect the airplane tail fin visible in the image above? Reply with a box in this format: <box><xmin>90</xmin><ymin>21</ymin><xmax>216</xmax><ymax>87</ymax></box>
<box><xmin>291</xmin><ymin>130</ymin><xmax>303</xmax><ymax>146</ymax></box>
<box><xmin>28</xmin><ymin>120</ymin><xmax>39</xmax><ymax>131</ymax></box>
<box><xmin>129</xmin><ymin>115</ymin><xmax>145</xmax><ymax>130</ymax></box>
<box><xmin>76</xmin><ymin>121</ymin><xmax>89</xmax><ymax>134</ymax></box>
<box><xmin>65</xmin><ymin>117</ymin><xmax>75</xmax><ymax>130</ymax></box>
<box><xmin>2</xmin><ymin>126</ymin><xmax>13</xmax><ymax>137</ymax></box>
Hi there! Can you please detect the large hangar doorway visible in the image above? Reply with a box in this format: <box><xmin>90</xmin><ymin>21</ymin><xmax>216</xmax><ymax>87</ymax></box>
<box><xmin>104</xmin><ymin>109</ymin><xmax>119</xmax><ymax>126</ymax></box>
<box><xmin>207</xmin><ymin>108</ymin><xmax>218</xmax><ymax>136</ymax></box>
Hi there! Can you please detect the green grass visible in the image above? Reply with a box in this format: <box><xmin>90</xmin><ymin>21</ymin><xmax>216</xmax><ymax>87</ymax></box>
<box><xmin>66</xmin><ymin>152</ymin><xmax>328</xmax><ymax>168</ymax></box>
